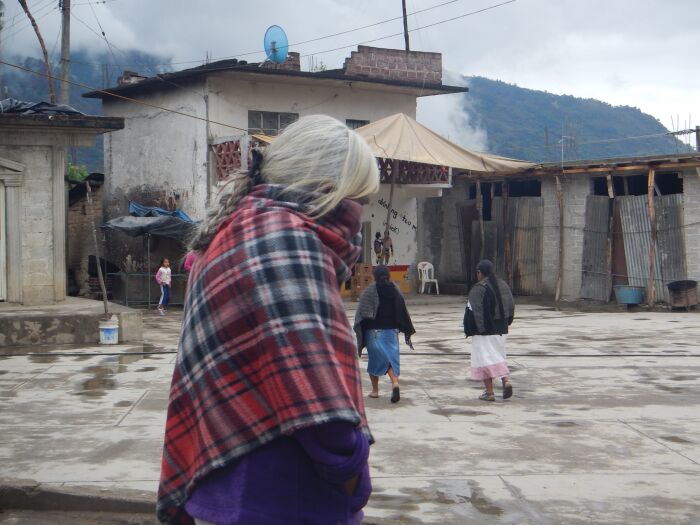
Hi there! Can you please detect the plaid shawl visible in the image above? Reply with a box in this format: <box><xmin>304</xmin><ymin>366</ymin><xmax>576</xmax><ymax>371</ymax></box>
<box><xmin>157</xmin><ymin>185</ymin><xmax>372</xmax><ymax>524</ymax></box>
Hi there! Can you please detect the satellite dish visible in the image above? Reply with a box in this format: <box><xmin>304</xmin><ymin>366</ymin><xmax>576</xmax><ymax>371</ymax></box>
<box><xmin>263</xmin><ymin>25</ymin><xmax>289</xmax><ymax>64</ymax></box>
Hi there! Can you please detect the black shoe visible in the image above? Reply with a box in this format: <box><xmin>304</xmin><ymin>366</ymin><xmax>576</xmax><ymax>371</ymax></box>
<box><xmin>391</xmin><ymin>385</ymin><xmax>400</xmax><ymax>403</ymax></box>
<box><xmin>503</xmin><ymin>381</ymin><xmax>513</xmax><ymax>400</ymax></box>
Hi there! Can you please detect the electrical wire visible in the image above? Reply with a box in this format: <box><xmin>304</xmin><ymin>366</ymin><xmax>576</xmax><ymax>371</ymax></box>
<box><xmin>68</xmin><ymin>0</ymin><xmax>473</xmax><ymax>68</ymax></box>
<box><xmin>85</xmin><ymin>0</ymin><xmax>119</xmax><ymax>67</ymax></box>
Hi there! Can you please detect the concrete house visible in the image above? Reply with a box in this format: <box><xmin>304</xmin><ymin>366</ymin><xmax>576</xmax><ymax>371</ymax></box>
<box><xmin>0</xmin><ymin>112</ymin><xmax>123</xmax><ymax>305</ymax></box>
<box><xmin>419</xmin><ymin>153</ymin><xmax>700</xmax><ymax>305</ymax></box>
<box><xmin>84</xmin><ymin>46</ymin><xmax>467</xmax><ymax>300</ymax></box>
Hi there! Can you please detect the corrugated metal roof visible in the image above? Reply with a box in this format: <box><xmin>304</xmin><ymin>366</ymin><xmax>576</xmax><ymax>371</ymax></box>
<box><xmin>580</xmin><ymin>196</ymin><xmax>612</xmax><ymax>301</ymax></box>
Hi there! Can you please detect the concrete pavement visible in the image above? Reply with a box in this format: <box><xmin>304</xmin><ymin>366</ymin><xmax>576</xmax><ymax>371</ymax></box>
<box><xmin>1</xmin><ymin>299</ymin><xmax>700</xmax><ymax>524</ymax></box>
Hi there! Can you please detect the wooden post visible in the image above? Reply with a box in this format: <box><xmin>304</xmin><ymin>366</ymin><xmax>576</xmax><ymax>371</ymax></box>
<box><xmin>384</xmin><ymin>160</ymin><xmax>397</xmax><ymax>237</ymax></box>
<box><xmin>605</xmin><ymin>174</ymin><xmax>615</xmax><ymax>301</ymax></box>
<box><xmin>59</xmin><ymin>0</ymin><xmax>71</xmax><ymax>105</ymax></box>
<box><xmin>554</xmin><ymin>174</ymin><xmax>564</xmax><ymax>302</ymax></box>
<box><xmin>85</xmin><ymin>180</ymin><xmax>109</xmax><ymax>317</ymax></box>
<box><xmin>476</xmin><ymin>179</ymin><xmax>485</xmax><ymax>260</ymax></box>
<box><xmin>503</xmin><ymin>181</ymin><xmax>512</xmax><ymax>286</ymax></box>
<box><xmin>647</xmin><ymin>168</ymin><xmax>657</xmax><ymax>308</ymax></box>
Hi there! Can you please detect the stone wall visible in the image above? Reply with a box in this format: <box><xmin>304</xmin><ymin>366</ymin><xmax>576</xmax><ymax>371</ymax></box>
<box><xmin>0</xmin><ymin>145</ymin><xmax>63</xmax><ymax>305</ymax></box>
<box><xmin>343</xmin><ymin>45</ymin><xmax>442</xmax><ymax>84</ymax></box>
<box><xmin>682</xmin><ymin>169</ymin><xmax>700</xmax><ymax>284</ymax></box>
<box><xmin>540</xmin><ymin>175</ymin><xmax>591</xmax><ymax>299</ymax></box>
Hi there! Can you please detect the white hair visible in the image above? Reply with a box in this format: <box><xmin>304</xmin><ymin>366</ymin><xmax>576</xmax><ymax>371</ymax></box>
<box><xmin>190</xmin><ymin>114</ymin><xmax>379</xmax><ymax>251</ymax></box>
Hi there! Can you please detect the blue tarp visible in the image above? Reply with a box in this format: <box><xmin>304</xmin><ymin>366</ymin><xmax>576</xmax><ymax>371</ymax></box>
<box><xmin>128</xmin><ymin>201</ymin><xmax>195</xmax><ymax>223</ymax></box>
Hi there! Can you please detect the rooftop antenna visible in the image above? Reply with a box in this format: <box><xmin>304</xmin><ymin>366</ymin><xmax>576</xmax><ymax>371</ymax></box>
<box><xmin>263</xmin><ymin>25</ymin><xmax>289</xmax><ymax>65</ymax></box>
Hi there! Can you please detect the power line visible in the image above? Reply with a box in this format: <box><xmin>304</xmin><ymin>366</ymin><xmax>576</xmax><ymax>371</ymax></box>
<box><xmin>0</xmin><ymin>58</ymin><xmax>248</xmax><ymax>132</ymax></box>
<box><xmin>68</xmin><ymin>0</ymin><xmax>512</xmax><ymax>69</ymax></box>
<box><xmin>85</xmin><ymin>0</ymin><xmax>119</xmax><ymax>67</ymax></box>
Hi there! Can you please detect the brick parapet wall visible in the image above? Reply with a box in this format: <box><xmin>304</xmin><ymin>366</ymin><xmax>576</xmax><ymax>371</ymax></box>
<box><xmin>343</xmin><ymin>46</ymin><xmax>442</xmax><ymax>84</ymax></box>
<box><xmin>261</xmin><ymin>52</ymin><xmax>300</xmax><ymax>71</ymax></box>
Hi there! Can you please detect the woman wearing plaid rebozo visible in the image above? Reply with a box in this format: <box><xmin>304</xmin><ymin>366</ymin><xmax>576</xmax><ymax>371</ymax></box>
<box><xmin>157</xmin><ymin>115</ymin><xmax>379</xmax><ymax>525</ymax></box>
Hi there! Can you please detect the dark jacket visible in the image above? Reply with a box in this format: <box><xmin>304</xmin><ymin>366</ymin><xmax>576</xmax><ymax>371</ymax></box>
<box><xmin>354</xmin><ymin>282</ymin><xmax>415</xmax><ymax>353</ymax></box>
<box><xmin>464</xmin><ymin>277</ymin><xmax>515</xmax><ymax>337</ymax></box>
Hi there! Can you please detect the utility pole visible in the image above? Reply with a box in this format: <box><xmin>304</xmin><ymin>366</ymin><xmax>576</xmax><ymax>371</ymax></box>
<box><xmin>401</xmin><ymin>0</ymin><xmax>410</xmax><ymax>51</ymax></box>
<box><xmin>0</xmin><ymin>1</ymin><xmax>5</xmax><ymax>98</ymax></box>
<box><xmin>59</xmin><ymin>0</ymin><xmax>71</xmax><ymax>105</ymax></box>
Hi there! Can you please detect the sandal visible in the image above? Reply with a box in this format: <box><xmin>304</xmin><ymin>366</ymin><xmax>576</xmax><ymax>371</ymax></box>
<box><xmin>391</xmin><ymin>385</ymin><xmax>400</xmax><ymax>403</ymax></box>
<box><xmin>479</xmin><ymin>391</ymin><xmax>495</xmax><ymax>402</ymax></box>
<box><xmin>502</xmin><ymin>380</ymin><xmax>513</xmax><ymax>400</ymax></box>
<box><xmin>368</xmin><ymin>392</ymin><xmax>379</xmax><ymax>399</ymax></box>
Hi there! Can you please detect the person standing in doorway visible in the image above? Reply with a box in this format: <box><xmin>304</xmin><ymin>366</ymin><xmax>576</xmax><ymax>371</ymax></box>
<box><xmin>354</xmin><ymin>265</ymin><xmax>415</xmax><ymax>403</ymax></box>
<box><xmin>373</xmin><ymin>232</ymin><xmax>383</xmax><ymax>264</ymax></box>
<box><xmin>155</xmin><ymin>258</ymin><xmax>171</xmax><ymax>315</ymax></box>
<box><xmin>381</xmin><ymin>232</ymin><xmax>393</xmax><ymax>265</ymax></box>
<box><xmin>463</xmin><ymin>259</ymin><xmax>515</xmax><ymax>401</ymax></box>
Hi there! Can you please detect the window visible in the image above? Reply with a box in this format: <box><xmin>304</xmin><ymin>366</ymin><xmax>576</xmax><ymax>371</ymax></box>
<box><xmin>346</xmin><ymin>119</ymin><xmax>369</xmax><ymax>130</ymax></box>
<box><xmin>248</xmin><ymin>111</ymin><xmax>298</xmax><ymax>136</ymax></box>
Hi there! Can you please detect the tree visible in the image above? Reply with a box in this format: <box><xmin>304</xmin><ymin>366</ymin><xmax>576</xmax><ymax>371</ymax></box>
<box><xmin>17</xmin><ymin>0</ymin><xmax>56</xmax><ymax>103</ymax></box>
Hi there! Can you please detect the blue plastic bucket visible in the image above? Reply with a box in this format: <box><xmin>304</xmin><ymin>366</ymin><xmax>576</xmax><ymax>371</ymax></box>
<box><xmin>613</xmin><ymin>285</ymin><xmax>645</xmax><ymax>305</ymax></box>
<box><xmin>99</xmin><ymin>318</ymin><xmax>119</xmax><ymax>344</ymax></box>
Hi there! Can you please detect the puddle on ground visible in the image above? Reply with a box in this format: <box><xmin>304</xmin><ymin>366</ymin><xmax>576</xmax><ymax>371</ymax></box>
<box><xmin>660</xmin><ymin>435</ymin><xmax>693</xmax><ymax>444</ymax></box>
<box><xmin>369</xmin><ymin>479</ymin><xmax>505</xmax><ymax>518</ymax></box>
<box><xmin>429</xmin><ymin>408</ymin><xmax>490</xmax><ymax>417</ymax></box>
<box><xmin>28</xmin><ymin>355</ymin><xmax>58</xmax><ymax>364</ymax></box>
<box><xmin>114</xmin><ymin>400</ymin><xmax>132</xmax><ymax>407</ymax></box>
<box><xmin>73</xmin><ymin>365</ymin><xmax>121</xmax><ymax>398</ymax></box>
<box><xmin>553</xmin><ymin>421</ymin><xmax>578</xmax><ymax>427</ymax></box>
<box><xmin>669</xmin><ymin>375</ymin><xmax>699</xmax><ymax>381</ymax></box>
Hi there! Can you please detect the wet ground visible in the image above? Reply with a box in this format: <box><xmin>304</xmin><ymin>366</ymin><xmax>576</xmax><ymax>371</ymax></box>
<box><xmin>1</xmin><ymin>299</ymin><xmax>700</xmax><ymax>524</ymax></box>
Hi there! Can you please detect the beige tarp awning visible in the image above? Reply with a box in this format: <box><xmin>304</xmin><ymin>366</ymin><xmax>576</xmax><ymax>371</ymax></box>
<box><xmin>355</xmin><ymin>113</ymin><xmax>534</xmax><ymax>174</ymax></box>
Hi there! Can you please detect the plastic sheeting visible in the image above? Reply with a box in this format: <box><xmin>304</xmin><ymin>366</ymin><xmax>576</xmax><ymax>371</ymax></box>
<box><xmin>102</xmin><ymin>215</ymin><xmax>198</xmax><ymax>242</ymax></box>
<box><xmin>0</xmin><ymin>98</ymin><xmax>83</xmax><ymax>115</ymax></box>
<box><xmin>128</xmin><ymin>201</ymin><xmax>195</xmax><ymax>223</ymax></box>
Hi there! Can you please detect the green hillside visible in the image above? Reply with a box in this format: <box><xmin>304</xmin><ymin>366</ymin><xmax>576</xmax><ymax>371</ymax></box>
<box><xmin>465</xmin><ymin>76</ymin><xmax>689</xmax><ymax>162</ymax></box>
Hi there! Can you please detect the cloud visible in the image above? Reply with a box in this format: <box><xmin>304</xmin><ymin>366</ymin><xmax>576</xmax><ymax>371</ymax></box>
<box><xmin>416</xmin><ymin>73</ymin><xmax>487</xmax><ymax>151</ymax></box>
<box><xmin>3</xmin><ymin>0</ymin><xmax>698</xmax><ymax>129</ymax></box>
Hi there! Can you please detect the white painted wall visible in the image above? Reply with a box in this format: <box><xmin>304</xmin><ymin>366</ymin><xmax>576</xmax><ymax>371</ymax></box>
<box><xmin>103</xmin><ymin>83</ymin><xmax>209</xmax><ymax>222</ymax></box>
<box><xmin>362</xmin><ymin>185</ymin><xmax>418</xmax><ymax>266</ymax></box>
<box><xmin>207</xmin><ymin>74</ymin><xmax>417</xmax><ymax>139</ymax></box>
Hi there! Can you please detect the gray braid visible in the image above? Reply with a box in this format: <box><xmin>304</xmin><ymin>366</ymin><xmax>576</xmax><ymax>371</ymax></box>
<box><xmin>188</xmin><ymin>168</ymin><xmax>254</xmax><ymax>252</ymax></box>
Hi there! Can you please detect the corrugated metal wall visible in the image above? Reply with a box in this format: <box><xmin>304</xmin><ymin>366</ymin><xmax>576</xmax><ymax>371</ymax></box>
<box><xmin>618</xmin><ymin>195</ymin><xmax>685</xmax><ymax>303</ymax></box>
<box><xmin>580</xmin><ymin>196</ymin><xmax>612</xmax><ymax>301</ymax></box>
<box><xmin>656</xmin><ymin>194</ymin><xmax>687</xmax><ymax>286</ymax></box>
<box><xmin>510</xmin><ymin>197</ymin><xmax>544</xmax><ymax>295</ymax></box>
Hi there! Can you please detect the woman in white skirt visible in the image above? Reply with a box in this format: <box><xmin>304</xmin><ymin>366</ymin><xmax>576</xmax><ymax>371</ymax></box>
<box><xmin>463</xmin><ymin>259</ymin><xmax>515</xmax><ymax>401</ymax></box>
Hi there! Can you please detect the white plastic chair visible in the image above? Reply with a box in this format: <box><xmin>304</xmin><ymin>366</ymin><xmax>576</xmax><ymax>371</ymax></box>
<box><xmin>417</xmin><ymin>261</ymin><xmax>439</xmax><ymax>295</ymax></box>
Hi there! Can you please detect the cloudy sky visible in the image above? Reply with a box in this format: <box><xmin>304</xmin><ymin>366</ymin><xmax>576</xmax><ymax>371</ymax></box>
<box><xmin>3</xmin><ymin>0</ymin><xmax>699</xmax><ymax>147</ymax></box>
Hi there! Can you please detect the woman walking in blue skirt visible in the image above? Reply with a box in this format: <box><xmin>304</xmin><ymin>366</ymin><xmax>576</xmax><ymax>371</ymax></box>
<box><xmin>354</xmin><ymin>265</ymin><xmax>415</xmax><ymax>403</ymax></box>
